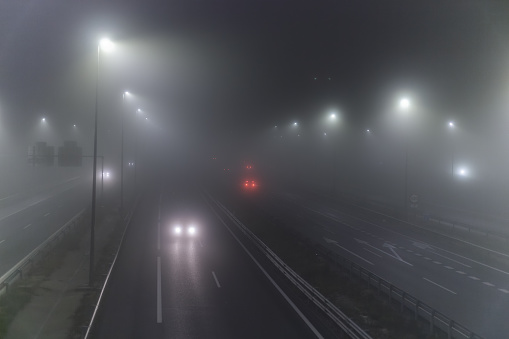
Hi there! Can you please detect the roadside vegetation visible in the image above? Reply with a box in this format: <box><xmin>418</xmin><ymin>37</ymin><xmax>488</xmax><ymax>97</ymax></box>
<box><xmin>0</xmin><ymin>212</ymin><xmax>88</xmax><ymax>338</ymax></box>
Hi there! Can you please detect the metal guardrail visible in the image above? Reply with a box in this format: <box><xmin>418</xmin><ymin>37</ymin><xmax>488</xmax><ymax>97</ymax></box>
<box><xmin>315</xmin><ymin>244</ymin><xmax>484</xmax><ymax>339</ymax></box>
<box><xmin>0</xmin><ymin>208</ymin><xmax>87</xmax><ymax>296</ymax></box>
<box><xmin>83</xmin><ymin>198</ymin><xmax>138</xmax><ymax>339</ymax></box>
<box><xmin>207</xmin><ymin>193</ymin><xmax>371</xmax><ymax>339</ymax></box>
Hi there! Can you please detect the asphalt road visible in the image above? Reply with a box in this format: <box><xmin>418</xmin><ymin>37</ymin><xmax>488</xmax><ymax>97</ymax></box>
<box><xmin>0</xmin><ymin>175</ymin><xmax>90</xmax><ymax>278</ymax></box>
<box><xmin>219</xmin><ymin>188</ymin><xmax>509</xmax><ymax>339</ymax></box>
<box><xmin>90</xmin><ymin>186</ymin><xmax>321</xmax><ymax>339</ymax></box>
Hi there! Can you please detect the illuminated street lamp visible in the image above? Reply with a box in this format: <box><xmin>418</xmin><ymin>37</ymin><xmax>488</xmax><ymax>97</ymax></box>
<box><xmin>399</xmin><ymin>97</ymin><xmax>411</xmax><ymax>110</ymax></box>
<box><xmin>325</xmin><ymin>111</ymin><xmax>340</xmax><ymax>194</ymax></box>
<box><xmin>89</xmin><ymin>37</ymin><xmax>114</xmax><ymax>286</ymax></box>
<box><xmin>448</xmin><ymin>121</ymin><xmax>455</xmax><ymax>179</ymax></box>
<box><xmin>398</xmin><ymin>97</ymin><xmax>411</xmax><ymax>218</ymax></box>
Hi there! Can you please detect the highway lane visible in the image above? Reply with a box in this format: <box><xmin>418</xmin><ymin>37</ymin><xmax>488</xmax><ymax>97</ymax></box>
<box><xmin>0</xmin><ymin>177</ymin><xmax>90</xmax><ymax>277</ymax></box>
<box><xmin>213</xmin><ymin>188</ymin><xmax>509</xmax><ymax>338</ymax></box>
<box><xmin>91</xmin><ymin>186</ymin><xmax>322</xmax><ymax>339</ymax></box>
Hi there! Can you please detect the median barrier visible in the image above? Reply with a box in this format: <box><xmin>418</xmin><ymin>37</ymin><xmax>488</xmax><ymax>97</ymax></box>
<box><xmin>316</xmin><ymin>244</ymin><xmax>484</xmax><ymax>339</ymax></box>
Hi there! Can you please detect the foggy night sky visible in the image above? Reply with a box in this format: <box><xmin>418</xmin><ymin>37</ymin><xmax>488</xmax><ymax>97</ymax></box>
<box><xmin>0</xmin><ymin>0</ymin><xmax>508</xmax><ymax>173</ymax></box>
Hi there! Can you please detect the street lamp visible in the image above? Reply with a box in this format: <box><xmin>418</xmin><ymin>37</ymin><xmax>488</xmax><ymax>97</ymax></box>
<box><xmin>134</xmin><ymin>108</ymin><xmax>143</xmax><ymax>191</ymax></box>
<box><xmin>120</xmin><ymin>91</ymin><xmax>130</xmax><ymax>215</ymax></box>
<box><xmin>448</xmin><ymin>121</ymin><xmax>455</xmax><ymax>179</ymax></box>
<box><xmin>399</xmin><ymin>97</ymin><xmax>411</xmax><ymax>110</ymax></box>
<box><xmin>325</xmin><ymin>111</ymin><xmax>340</xmax><ymax>194</ymax></box>
<box><xmin>398</xmin><ymin>97</ymin><xmax>411</xmax><ymax>219</ymax></box>
<box><xmin>89</xmin><ymin>37</ymin><xmax>114</xmax><ymax>286</ymax></box>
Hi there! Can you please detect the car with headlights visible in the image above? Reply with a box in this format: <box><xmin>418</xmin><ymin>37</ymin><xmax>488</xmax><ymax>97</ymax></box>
<box><xmin>171</xmin><ymin>222</ymin><xmax>198</xmax><ymax>239</ymax></box>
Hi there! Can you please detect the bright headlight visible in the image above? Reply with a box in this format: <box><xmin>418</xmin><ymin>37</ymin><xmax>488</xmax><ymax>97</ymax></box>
<box><xmin>188</xmin><ymin>226</ymin><xmax>196</xmax><ymax>236</ymax></box>
<box><xmin>174</xmin><ymin>226</ymin><xmax>182</xmax><ymax>235</ymax></box>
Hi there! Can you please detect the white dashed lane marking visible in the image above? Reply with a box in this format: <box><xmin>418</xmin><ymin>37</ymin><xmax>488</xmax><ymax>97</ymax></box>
<box><xmin>456</xmin><ymin>271</ymin><xmax>466</xmax><ymax>275</ymax></box>
<box><xmin>499</xmin><ymin>289</ymin><xmax>509</xmax><ymax>294</ymax></box>
<box><xmin>483</xmin><ymin>282</ymin><xmax>495</xmax><ymax>287</ymax></box>
<box><xmin>444</xmin><ymin>266</ymin><xmax>454</xmax><ymax>270</ymax></box>
<box><xmin>433</xmin><ymin>261</ymin><xmax>442</xmax><ymax>265</ymax></box>
<box><xmin>24</xmin><ymin>224</ymin><xmax>32</xmax><ymax>229</ymax></box>
<box><xmin>469</xmin><ymin>276</ymin><xmax>480</xmax><ymax>281</ymax></box>
<box><xmin>44</xmin><ymin>213</ymin><xmax>51</xmax><ymax>217</ymax></box>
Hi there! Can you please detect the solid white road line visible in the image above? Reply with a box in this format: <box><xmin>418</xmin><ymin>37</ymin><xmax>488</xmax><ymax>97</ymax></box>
<box><xmin>158</xmin><ymin>193</ymin><xmax>162</xmax><ymax>251</ymax></box>
<box><xmin>157</xmin><ymin>256</ymin><xmax>162</xmax><ymax>323</ymax></box>
<box><xmin>212</xmin><ymin>271</ymin><xmax>221</xmax><ymax>288</ymax></box>
<box><xmin>24</xmin><ymin>224</ymin><xmax>32</xmax><ymax>229</ymax></box>
<box><xmin>157</xmin><ymin>221</ymin><xmax>161</xmax><ymax>251</ymax></box>
<box><xmin>429</xmin><ymin>250</ymin><xmax>471</xmax><ymax>268</ymax></box>
<box><xmin>436</xmin><ymin>247</ymin><xmax>509</xmax><ymax>275</ymax></box>
<box><xmin>423</xmin><ymin>277</ymin><xmax>457</xmax><ymax>295</ymax></box>
<box><xmin>363</xmin><ymin>247</ymin><xmax>382</xmax><ymax>258</ymax></box>
<box><xmin>158</xmin><ymin>193</ymin><xmax>162</xmax><ymax>221</ymax></box>
<box><xmin>335</xmin><ymin>243</ymin><xmax>374</xmax><ymax>266</ymax></box>
<box><xmin>210</xmin><ymin>208</ymin><xmax>324</xmax><ymax>339</ymax></box>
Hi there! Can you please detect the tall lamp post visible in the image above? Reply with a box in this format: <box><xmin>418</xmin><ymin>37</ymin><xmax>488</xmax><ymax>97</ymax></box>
<box><xmin>448</xmin><ymin>121</ymin><xmax>455</xmax><ymax>179</ymax></box>
<box><xmin>399</xmin><ymin>97</ymin><xmax>411</xmax><ymax>219</ymax></box>
<box><xmin>327</xmin><ymin>112</ymin><xmax>338</xmax><ymax>194</ymax></box>
<box><xmin>121</xmin><ymin>91</ymin><xmax>130</xmax><ymax>215</ymax></box>
<box><xmin>89</xmin><ymin>37</ymin><xmax>114</xmax><ymax>286</ymax></box>
<box><xmin>134</xmin><ymin>108</ymin><xmax>142</xmax><ymax>193</ymax></box>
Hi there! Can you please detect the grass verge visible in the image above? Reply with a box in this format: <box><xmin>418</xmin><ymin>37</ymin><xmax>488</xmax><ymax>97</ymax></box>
<box><xmin>0</xmin><ymin>212</ymin><xmax>88</xmax><ymax>338</ymax></box>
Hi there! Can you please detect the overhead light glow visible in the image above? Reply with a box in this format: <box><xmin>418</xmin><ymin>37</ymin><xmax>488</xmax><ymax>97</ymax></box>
<box><xmin>399</xmin><ymin>98</ymin><xmax>410</xmax><ymax>110</ymax></box>
<box><xmin>99</xmin><ymin>38</ymin><xmax>114</xmax><ymax>52</ymax></box>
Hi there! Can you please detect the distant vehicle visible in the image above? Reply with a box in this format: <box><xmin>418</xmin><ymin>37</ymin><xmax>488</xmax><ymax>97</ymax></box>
<box><xmin>171</xmin><ymin>222</ymin><xmax>198</xmax><ymax>238</ymax></box>
<box><xmin>243</xmin><ymin>180</ymin><xmax>257</xmax><ymax>190</ymax></box>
